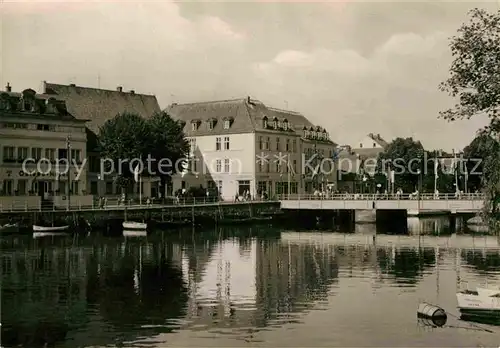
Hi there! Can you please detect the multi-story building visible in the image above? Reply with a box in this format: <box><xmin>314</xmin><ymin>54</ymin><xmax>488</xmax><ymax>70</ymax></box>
<box><xmin>167</xmin><ymin>97</ymin><xmax>337</xmax><ymax>200</ymax></box>
<box><xmin>337</xmin><ymin>133</ymin><xmax>389</xmax><ymax>192</ymax></box>
<box><xmin>0</xmin><ymin>83</ymin><xmax>89</xmax><ymax>209</ymax></box>
<box><xmin>42</xmin><ymin>82</ymin><xmax>161</xmax><ymax>197</ymax></box>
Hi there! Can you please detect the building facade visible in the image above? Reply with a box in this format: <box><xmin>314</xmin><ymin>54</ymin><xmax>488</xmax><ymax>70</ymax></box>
<box><xmin>42</xmin><ymin>82</ymin><xmax>161</xmax><ymax>198</ymax></box>
<box><xmin>0</xmin><ymin>84</ymin><xmax>89</xmax><ymax>209</ymax></box>
<box><xmin>167</xmin><ymin>97</ymin><xmax>337</xmax><ymax>200</ymax></box>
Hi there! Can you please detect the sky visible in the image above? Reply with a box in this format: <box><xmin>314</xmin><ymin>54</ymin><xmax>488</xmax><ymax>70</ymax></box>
<box><xmin>2</xmin><ymin>0</ymin><xmax>499</xmax><ymax>151</ymax></box>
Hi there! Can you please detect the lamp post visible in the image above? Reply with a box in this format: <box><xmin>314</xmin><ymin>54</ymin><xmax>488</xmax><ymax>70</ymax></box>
<box><xmin>66</xmin><ymin>135</ymin><xmax>71</xmax><ymax>211</ymax></box>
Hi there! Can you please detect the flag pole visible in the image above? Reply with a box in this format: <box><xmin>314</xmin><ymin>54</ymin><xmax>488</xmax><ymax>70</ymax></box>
<box><xmin>434</xmin><ymin>154</ymin><xmax>438</xmax><ymax>194</ymax></box>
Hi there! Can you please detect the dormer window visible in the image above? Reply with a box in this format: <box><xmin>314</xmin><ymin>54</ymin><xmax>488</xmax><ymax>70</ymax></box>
<box><xmin>323</xmin><ymin>131</ymin><xmax>328</xmax><ymax>140</ymax></box>
<box><xmin>373</xmin><ymin>143</ymin><xmax>377</xmax><ymax>148</ymax></box>
<box><xmin>304</xmin><ymin>130</ymin><xmax>309</xmax><ymax>138</ymax></box>
<box><xmin>283</xmin><ymin>119</ymin><xmax>289</xmax><ymax>131</ymax></box>
<box><xmin>191</xmin><ymin>121</ymin><xmax>200</xmax><ymax>131</ymax></box>
<box><xmin>263</xmin><ymin>116</ymin><xmax>268</xmax><ymax>128</ymax></box>
<box><xmin>207</xmin><ymin>118</ymin><xmax>217</xmax><ymax>130</ymax></box>
<box><xmin>273</xmin><ymin>117</ymin><xmax>278</xmax><ymax>129</ymax></box>
<box><xmin>359</xmin><ymin>143</ymin><xmax>363</xmax><ymax>148</ymax></box>
<box><xmin>223</xmin><ymin>119</ymin><xmax>230</xmax><ymax>129</ymax></box>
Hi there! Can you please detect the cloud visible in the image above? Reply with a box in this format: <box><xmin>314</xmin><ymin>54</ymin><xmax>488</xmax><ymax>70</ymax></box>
<box><xmin>251</xmin><ymin>30</ymin><xmax>485</xmax><ymax>150</ymax></box>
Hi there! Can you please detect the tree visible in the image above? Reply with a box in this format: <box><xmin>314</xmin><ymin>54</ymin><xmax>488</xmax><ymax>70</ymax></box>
<box><xmin>463</xmin><ymin>134</ymin><xmax>500</xmax><ymax>192</ymax></box>
<box><xmin>439</xmin><ymin>8</ymin><xmax>500</xmax><ymax>226</ymax></box>
<box><xmin>148</xmin><ymin>111</ymin><xmax>189</xmax><ymax>199</ymax></box>
<box><xmin>377</xmin><ymin>137</ymin><xmax>425</xmax><ymax>193</ymax></box>
<box><xmin>99</xmin><ymin>113</ymin><xmax>152</xmax><ymax>192</ymax></box>
<box><xmin>439</xmin><ymin>8</ymin><xmax>500</xmax><ymax>135</ymax></box>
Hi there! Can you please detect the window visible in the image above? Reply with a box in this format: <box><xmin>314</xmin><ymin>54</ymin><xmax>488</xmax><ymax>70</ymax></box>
<box><xmin>208</xmin><ymin>119</ymin><xmax>216</xmax><ymax>130</ymax></box>
<box><xmin>3</xmin><ymin>180</ymin><xmax>13</xmax><ymax>195</ymax></box>
<box><xmin>265</xmin><ymin>137</ymin><xmax>270</xmax><ymax>150</ymax></box>
<box><xmin>189</xmin><ymin>138</ymin><xmax>196</xmax><ymax>155</ymax></box>
<box><xmin>263</xmin><ymin>116</ymin><xmax>268</xmax><ymax>128</ymax></box>
<box><xmin>3</xmin><ymin>146</ymin><xmax>14</xmax><ymax>161</ymax></box>
<box><xmin>17</xmin><ymin>179</ymin><xmax>27</xmax><ymax>195</ymax></box>
<box><xmin>273</xmin><ymin>118</ymin><xmax>278</xmax><ymax>129</ymax></box>
<box><xmin>224</xmin><ymin>136</ymin><xmax>230</xmax><ymax>150</ymax></box>
<box><xmin>359</xmin><ymin>143</ymin><xmax>363</xmax><ymax>148</ymax></box>
<box><xmin>216</xmin><ymin>137</ymin><xmax>221</xmax><ymax>151</ymax></box>
<box><xmin>18</xmin><ymin>147</ymin><xmax>28</xmax><ymax>161</ymax></box>
<box><xmin>216</xmin><ymin>180</ymin><xmax>222</xmax><ymax>194</ymax></box>
<box><xmin>31</xmin><ymin>147</ymin><xmax>42</xmax><ymax>160</ymax></box>
<box><xmin>276</xmin><ymin>162</ymin><xmax>281</xmax><ymax>173</ymax></box>
<box><xmin>223</xmin><ymin>119</ymin><xmax>230</xmax><ymax>129</ymax></box>
<box><xmin>276</xmin><ymin>137</ymin><xmax>280</xmax><ymax>151</ymax></box>
<box><xmin>373</xmin><ymin>143</ymin><xmax>377</xmax><ymax>148</ymax></box>
<box><xmin>293</xmin><ymin>160</ymin><xmax>297</xmax><ymax>173</ymax></box>
<box><xmin>238</xmin><ymin>180</ymin><xmax>250</xmax><ymax>195</ymax></box>
<box><xmin>224</xmin><ymin>159</ymin><xmax>230</xmax><ymax>173</ymax></box>
<box><xmin>105</xmin><ymin>182</ymin><xmax>113</xmax><ymax>194</ymax></box>
<box><xmin>292</xmin><ymin>139</ymin><xmax>297</xmax><ymax>152</ymax></box>
<box><xmin>71</xmin><ymin>149</ymin><xmax>81</xmax><ymax>162</ymax></box>
<box><xmin>286</xmin><ymin>139</ymin><xmax>290</xmax><ymax>152</ymax></box>
<box><xmin>283</xmin><ymin>120</ymin><xmax>288</xmax><ymax>131</ymax></box>
<box><xmin>266</xmin><ymin>161</ymin><xmax>270</xmax><ymax>173</ymax></box>
<box><xmin>45</xmin><ymin>148</ymin><xmax>55</xmax><ymax>161</ymax></box>
<box><xmin>259</xmin><ymin>136</ymin><xmax>263</xmax><ymax>150</ymax></box>
<box><xmin>216</xmin><ymin>159</ymin><xmax>222</xmax><ymax>172</ymax></box>
<box><xmin>257</xmin><ymin>181</ymin><xmax>267</xmax><ymax>194</ymax></box>
<box><xmin>191</xmin><ymin>122</ymin><xmax>198</xmax><ymax>131</ymax></box>
<box><xmin>72</xmin><ymin>181</ymin><xmax>79</xmax><ymax>195</ymax></box>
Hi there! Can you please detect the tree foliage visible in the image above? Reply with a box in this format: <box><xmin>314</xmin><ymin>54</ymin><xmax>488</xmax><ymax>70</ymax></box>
<box><xmin>440</xmin><ymin>8</ymin><xmax>500</xmax><ymax>227</ymax></box>
<box><xmin>148</xmin><ymin>111</ymin><xmax>189</xmax><ymax>198</ymax></box>
<box><xmin>98</xmin><ymin>111</ymin><xmax>189</xmax><ymax>195</ymax></box>
<box><xmin>463</xmin><ymin>134</ymin><xmax>500</xmax><ymax>191</ymax></box>
<box><xmin>377</xmin><ymin>137</ymin><xmax>425</xmax><ymax>193</ymax></box>
<box><xmin>439</xmin><ymin>8</ymin><xmax>500</xmax><ymax>135</ymax></box>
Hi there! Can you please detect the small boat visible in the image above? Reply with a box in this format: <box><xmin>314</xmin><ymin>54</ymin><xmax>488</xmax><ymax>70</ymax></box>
<box><xmin>123</xmin><ymin>230</ymin><xmax>147</xmax><ymax>237</ymax></box>
<box><xmin>122</xmin><ymin>221</ymin><xmax>147</xmax><ymax>230</ymax></box>
<box><xmin>456</xmin><ymin>287</ymin><xmax>500</xmax><ymax>319</ymax></box>
<box><xmin>1</xmin><ymin>223</ymin><xmax>19</xmax><ymax>234</ymax></box>
<box><xmin>467</xmin><ymin>216</ymin><xmax>487</xmax><ymax>226</ymax></box>
<box><xmin>33</xmin><ymin>225</ymin><xmax>69</xmax><ymax>232</ymax></box>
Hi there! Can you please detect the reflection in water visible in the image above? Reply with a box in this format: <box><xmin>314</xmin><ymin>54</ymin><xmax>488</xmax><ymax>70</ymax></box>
<box><xmin>1</xmin><ymin>223</ymin><xmax>500</xmax><ymax>347</ymax></box>
<box><xmin>407</xmin><ymin>217</ymin><xmax>452</xmax><ymax>235</ymax></box>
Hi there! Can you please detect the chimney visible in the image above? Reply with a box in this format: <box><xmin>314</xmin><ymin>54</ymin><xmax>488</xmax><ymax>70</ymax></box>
<box><xmin>117</xmin><ymin>86</ymin><xmax>123</xmax><ymax>92</ymax></box>
<box><xmin>376</xmin><ymin>133</ymin><xmax>380</xmax><ymax>138</ymax></box>
<box><xmin>69</xmin><ymin>83</ymin><xmax>76</xmax><ymax>87</ymax></box>
<box><xmin>5</xmin><ymin>82</ymin><xmax>11</xmax><ymax>92</ymax></box>
<box><xmin>247</xmin><ymin>96</ymin><xmax>251</xmax><ymax>104</ymax></box>
<box><xmin>130</xmin><ymin>90</ymin><xmax>135</xmax><ymax>95</ymax></box>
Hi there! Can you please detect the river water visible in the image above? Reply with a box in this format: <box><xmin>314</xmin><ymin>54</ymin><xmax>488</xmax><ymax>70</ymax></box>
<box><xmin>2</xmin><ymin>217</ymin><xmax>500</xmax><ymax>347</ymax></box>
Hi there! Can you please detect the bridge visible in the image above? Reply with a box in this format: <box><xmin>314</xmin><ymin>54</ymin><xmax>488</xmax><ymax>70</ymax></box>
<box><xmin>279</xmin><ymin>193</ymin><xmax>485</xmax><ymax>213</ymax></box>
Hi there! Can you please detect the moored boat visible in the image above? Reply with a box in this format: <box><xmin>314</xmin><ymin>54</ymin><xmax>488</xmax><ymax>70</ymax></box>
<box><xmin>33</xmin><ymin>225</ymin><xmax>69</xmax><ymax>232</ymax></box>
<box><xmin>122</xmin><ymin>221</ymin><xmax>147</xmax><ymax>230</ymax></box>
<box><xmin>1</xmin><ymin>223</ymin><xmax>19</xmax><ymax>234</ymax></box>
<box><xmin>456</xmin><ymin>287</ymin><xmax>500</xmax><ymax>320</ymax></box>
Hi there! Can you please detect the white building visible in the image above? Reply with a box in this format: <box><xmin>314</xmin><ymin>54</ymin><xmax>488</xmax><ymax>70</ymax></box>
<box><xmin>167</xmin><ymin>97</ymin><xmax>338</xmax><ymax>200</ymax></box>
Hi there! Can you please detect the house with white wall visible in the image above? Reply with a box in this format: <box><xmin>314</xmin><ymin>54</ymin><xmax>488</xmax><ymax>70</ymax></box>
<box><xmin>167</xmin><ymin>97</ymin><xmax>337</xmax><ymax>200</ymax></box>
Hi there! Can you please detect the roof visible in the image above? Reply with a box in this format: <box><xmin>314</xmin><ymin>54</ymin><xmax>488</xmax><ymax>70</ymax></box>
<box><xmin>0</xmin><ymin>88</ymin><xmax>85</xmax><ymax>123</ymax></box>
<box><xmin>367</xmin><ymin>133</ymin><xmax>389</xmax><ymax>148</ymax></box>
<box><xmin>42</xmin><ymin>82</ymin><xmax>161</xmax><ymax>134</ymax></box>
<box><xmin>166</xmin><ymin>96</ymin><xmax>323</xmax><ymax>138</ymax></box>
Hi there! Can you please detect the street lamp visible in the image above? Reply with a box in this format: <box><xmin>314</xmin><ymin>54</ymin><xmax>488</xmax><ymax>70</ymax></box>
<box><xmin>66</xmin><ymin>135</ymin><xmax>71</xmax><ymax>211</ymax></box>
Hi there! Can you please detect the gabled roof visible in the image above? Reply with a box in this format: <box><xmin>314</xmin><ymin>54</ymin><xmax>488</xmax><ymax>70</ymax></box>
<box><xmin>42</xmin><ymin>82</ymin><xmax>160</xmax><ymax>134</ymax></box>
<box><xmin>367</xmin><ymin>133</ymin><xmax>389</xmax><ymax>148</ymax></box>
<box><xmin>166</xmin><ymin>96</ymin><xmax>318</xmax><ymax>137</ymax></box>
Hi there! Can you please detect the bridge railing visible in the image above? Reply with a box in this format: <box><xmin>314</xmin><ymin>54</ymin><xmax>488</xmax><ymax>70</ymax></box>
<box><xmin>0</xmin><ymin>196</ymin><xmax>278</xmax><ymax>213</ymax></box>
<box><xmin>278</xmin><ymin>193</ymin><xmax>486</xmax><ymax>201</ymax></box>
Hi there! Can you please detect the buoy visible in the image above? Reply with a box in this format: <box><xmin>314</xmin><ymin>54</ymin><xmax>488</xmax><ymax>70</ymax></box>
<box><xmin>417</xmin><ymin>303</ymin><xmax>447</xmax><ymax>327</ymax></box>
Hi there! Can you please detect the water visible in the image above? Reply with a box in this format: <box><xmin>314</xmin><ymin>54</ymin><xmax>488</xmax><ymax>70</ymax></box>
<box><xmin>2</xmin><ymin>218</ymin><xmax>500</xmax><ymax>347</ymax></box>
